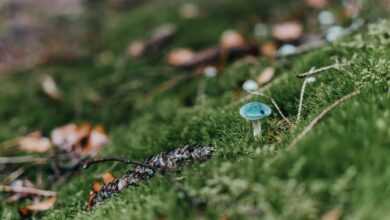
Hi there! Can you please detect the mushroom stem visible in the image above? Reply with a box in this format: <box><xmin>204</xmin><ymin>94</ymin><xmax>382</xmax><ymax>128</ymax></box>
<box><xmin>251</xmin><ymin>120</ymin><xmax>262</xmax><ymax>139</ymax></box>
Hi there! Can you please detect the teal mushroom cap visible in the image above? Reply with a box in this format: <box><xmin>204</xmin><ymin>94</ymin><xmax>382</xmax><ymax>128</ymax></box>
<box><xmin>239</xmin><ymin>102</ymin><xmax>272</xmax><ymax>121</ymax></box>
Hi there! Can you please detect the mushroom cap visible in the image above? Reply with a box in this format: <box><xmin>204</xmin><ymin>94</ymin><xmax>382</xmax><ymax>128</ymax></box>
<box><xmin>239</xmin><ymin>102</ymin><xmax>272</xmax><ymax>121</ymax></box>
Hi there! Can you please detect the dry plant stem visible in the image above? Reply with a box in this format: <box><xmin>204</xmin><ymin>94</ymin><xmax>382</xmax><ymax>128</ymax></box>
<box><xmin>0</xmin><ymin>156</ymin><xmax>47</xmax><ymax>164</ymax></box>
<box><xmin>0</xmin><ymin>185</ymin><xmax>57</xmax><ymax>197</ymax></box>
<box><xmin>250</xmin><ymin>91</ymin><xmax>293</xmax><ymax>126</ymax></box>
<box><xmin>297</xmin><ymin>62</ymin><xmax>350</xmax><ymax>78</ymax></box>
<box><xmin>296</xmin><ymin>75</ymin><xmax>313</xmax><ymax>123</ymax></box>
<box><xmin>83</xmin><ymin>157</ymin><xmax>154</xmax><ymax>170</ymax></box>
<box><xmin>288</xmin><ymin>90</ymin><xmax>360</xmax><ymax>148</ymax></box>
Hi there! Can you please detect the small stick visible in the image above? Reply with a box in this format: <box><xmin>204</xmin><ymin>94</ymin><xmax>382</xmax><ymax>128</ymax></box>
<box><xmin>296</xmin><ymin>74</ymin><xmax>315</xmax><ymax>123</ymax></box>
<box><xmin>250</xmin><ymin>91</ymin><xmax>293</xmax><ymax>126</ymax></box>
<box><xmin>0</xmin><ymin>156</ymin><xmax>47</xmax><ymax>164</ymax></box>
<box><xmin>82</xmin><ymin>157</ymin><xmax>154</xmax><ymax>170</ymax></box>
<box><xmin>297</xmin><ymin>62</ymin><xmax>350</xmax><ymax>78</ymax></box>
<box><xmin>288</xmin><ymin>90</ymin><xmax>360</xmax><ymax>148</ymax></box>
<box><xmin>0</xmin><ymin>185</ymin><xmax>57</xmax><ymax>197</ymax></box>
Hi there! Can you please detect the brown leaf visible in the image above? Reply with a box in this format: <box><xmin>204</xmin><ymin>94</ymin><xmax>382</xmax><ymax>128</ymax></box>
<box><xmin>50</xmin><ymin>123</ymin><xmax>91</xmax><ymax>152</ymax></box>
<box><xmin>41</xmin><ymin>75</ymin><xmax>62</xmax><ymax>100</ymax></box>
<box><xmin>83</xmin><ymin>125</ymin><xmax>109</xmax><ymax>157</ymax></box>
<box><xmin>321</xmin><ymin>208</ymin><xmax>342</xmax><ymax>220</ymax></box>
<box><xmin>102</xmin><ymin>172</ymin><xmax>115</xmax><ymax>184</ymax></box>
<box><xmin>257</xmin><ymin>67</ymin><xmax>275</xmax><ymax>86</ymax></box>
<box><xmin>305</xmin><ymin>0</ymin><xmax>328</xmax><ymax>8</ymax></box>
<box><xmin>18</xmin><ymin>132</ymin><xmax>52</xmax><ymax>153</ymax></box>
<box><xmin>220</xmin><ymin>30</ymin><xmax>246</xmax><ymax>50</ymax></box>
<box><xmin>87</xmin><ymin>191</ymin><xmax>97</xmax><ymax>210</ymax></box>
<box><xmin>19</xmin><ymin>197</ymin><xmax>56</xmax><ymax>217</ymax></box>
<box><xmin>167</xmin><ymin>48</ymin><xmax>195</xmax><ymax>66</ymax></box>
<box><xmin>272</xmin><ymin>21</ymin><xmax>303</xmax><ymax>42</ymax></box>
<box><xmin>92</xmin><ymin>181</ymin><xmax>102</xmax><ymax>193</ymax></box>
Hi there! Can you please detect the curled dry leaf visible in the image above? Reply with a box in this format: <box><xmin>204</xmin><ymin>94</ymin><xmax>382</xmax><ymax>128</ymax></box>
<box><xmin>18</xmin><ymin>132</ymin><xmax>52</xmax><ymax>153</ymax></box>
<box><xmin>50</xmin><ymin>123</ymin><xmax>91</xmax><ymax>152</ymax></box>
<box><xmin>167</xmin><ymin>48</ymin><xmax>195</xmax><ymax>66</ymax></box>
<box><xmin>83</xmin><ymin>125</ymin><xmax>109</xmax><ymax>157</ymax></box>
<box><xmin>92</xmin><ymin>181</ymin><xmax>102</xmax><ymax>193</ymax></box>
<box><xmin>257</xmin><ymin>67</ymin><xmax>275</xmax><ymax>86</ymax></box>
<box><xmin>220</xmin><ymin>30</ymin><xmax>246</xmax><ymax>49</ymax></box>
<box><xmin>51</xmin><ymin>123</ymin><xmax>109</xmax><ymax>160</ymax></box>
<box><xmin>102</xmin><ymin>172</ymin><xmax>116</xmax><ymax>185</ymax></box>
<box><xmin>19</xmin><ymin>197</ymin><xmax>57</xmax><ymax>217</ymax></box>
<box><xmin>305</xmin><ymin>0</ymin><xmax>328</xmax><ymax>9</ymax></box>
<box><xmin>272</xmin><ymin>21</ymin><xmax>303</xmax><ymax>42</ymax></box>
<box><xmin>41</xmin><ymin>75</ymin><xmax>62</xmax><ymax>100</ymax></box>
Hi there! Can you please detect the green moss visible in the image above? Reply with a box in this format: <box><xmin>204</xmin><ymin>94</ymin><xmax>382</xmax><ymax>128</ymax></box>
<box><xmin>0</xmin><ymin>1</ymin><xmax>389</xmax><ymax>219</ymax></box>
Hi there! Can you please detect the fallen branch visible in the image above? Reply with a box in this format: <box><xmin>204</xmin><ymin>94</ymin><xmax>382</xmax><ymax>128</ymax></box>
<box><xmin>0</xmin><ymin>185</ymin><xmax>57</xmax><ymax>197</ymax></box>
<box><xmin>288</xmin><ymin>90</ymin><xmax>360</xmax><ymax>148</ymax></box>
<box><xmin>87</xmin><ymin>144</ymin><xmax>214</xmax><ymax>209</ymax></box>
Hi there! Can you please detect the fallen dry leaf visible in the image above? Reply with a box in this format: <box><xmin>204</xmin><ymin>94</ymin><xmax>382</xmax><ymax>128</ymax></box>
<box><xmin>102</xmin><ymin>172</ymin><xmax>116</xmax><ymax>184</ymax></box>
<box><xmin>321</xmin><ymin>208</ymin><xmax>342</xmax><ymax>220</ymax></box>
<box><xmin>83</xmin><ymin>125</ymin><xmax>109</xmax><ymax>157</ymax></box>
<box><xmin>257</xmin><ymin>67</ymin><xmax>275</xmax><ymax>86</ymax></box>
<box><xmin>41</xmin><ymin>75</ymin><xmax>62</xmax><ymax>100</ymax></box>
<box><xmin>220</xmin><ymin>30</ymin><xmax>246</xmax><ymax>49</ymax></box>
<box><xmin>305</xmin><ymin>0</ymin><xmax>328</xmax><ymax>8</ymax></box>
<box><xmin>167</xmin><ymin>48</ymin><xmax>195</xmax><ymax>66</ymax></box>
<box><xmin>50</xmin><ymin>123</ymin><xmax>91</xmax><ymax>152</ymax></box>
<box><xmin>272</xmin><ymin>21</ymin><xmax>303</xmax><ymax>42</ymax></box>
<box><xmin>18</xmin><ymin>132</ymin><xmax>52</xmax><ymax>153</ymax></box>
<box><xmin>92</xmin><ymin>181</ymin><xmax>102</xmax><ymax>193</ymax></box>
<box><xmin>19</xmin><ymin>197</ymin><xmax>56</xmax><ymax>217</ymax></box>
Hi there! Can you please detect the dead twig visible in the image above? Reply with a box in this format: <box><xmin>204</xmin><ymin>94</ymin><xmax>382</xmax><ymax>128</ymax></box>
<box><xmin>297</xmin><ymin>61</ymin><xmax>350</xmax><ymax>78</ymax></box>
<box><xmin>296</xmin><ymin>75</ymin><xmax>316</xmax><ymax>123</ymax></box>
<box><xmin>288</xmin><ymin>90</ymin><xmax>360</xmax><ymax>148</ymax></box>
<box><xmin>0</xmin><ymin>185</ymin><xmax>57</xmax><ymax>197</ymax></box>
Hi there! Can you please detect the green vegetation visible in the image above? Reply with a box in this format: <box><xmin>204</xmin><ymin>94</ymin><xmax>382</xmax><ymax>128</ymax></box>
<box><xmin>0</xmin><ymin>1</ymin><xmax>389</xmax><ymax>219</ymax></box>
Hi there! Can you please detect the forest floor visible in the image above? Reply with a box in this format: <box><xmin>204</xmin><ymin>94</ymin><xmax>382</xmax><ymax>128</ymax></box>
<box><xmin>0</xmin><ymin>0</ymin><xmax>389</xmax><ymax>219</ymax></box>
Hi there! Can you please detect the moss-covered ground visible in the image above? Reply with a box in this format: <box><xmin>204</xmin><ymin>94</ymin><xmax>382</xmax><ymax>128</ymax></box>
<box><xmin>0</xmin><ymin>0</ymin><xmax>389</xmax><ymax>219</ymax></box>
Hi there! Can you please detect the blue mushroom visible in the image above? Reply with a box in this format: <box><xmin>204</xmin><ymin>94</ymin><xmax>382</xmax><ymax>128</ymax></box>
<box><xmin>239</xmin><ymin>102</ymin><xmax>272</xmax><ymax>139</ymax></box>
